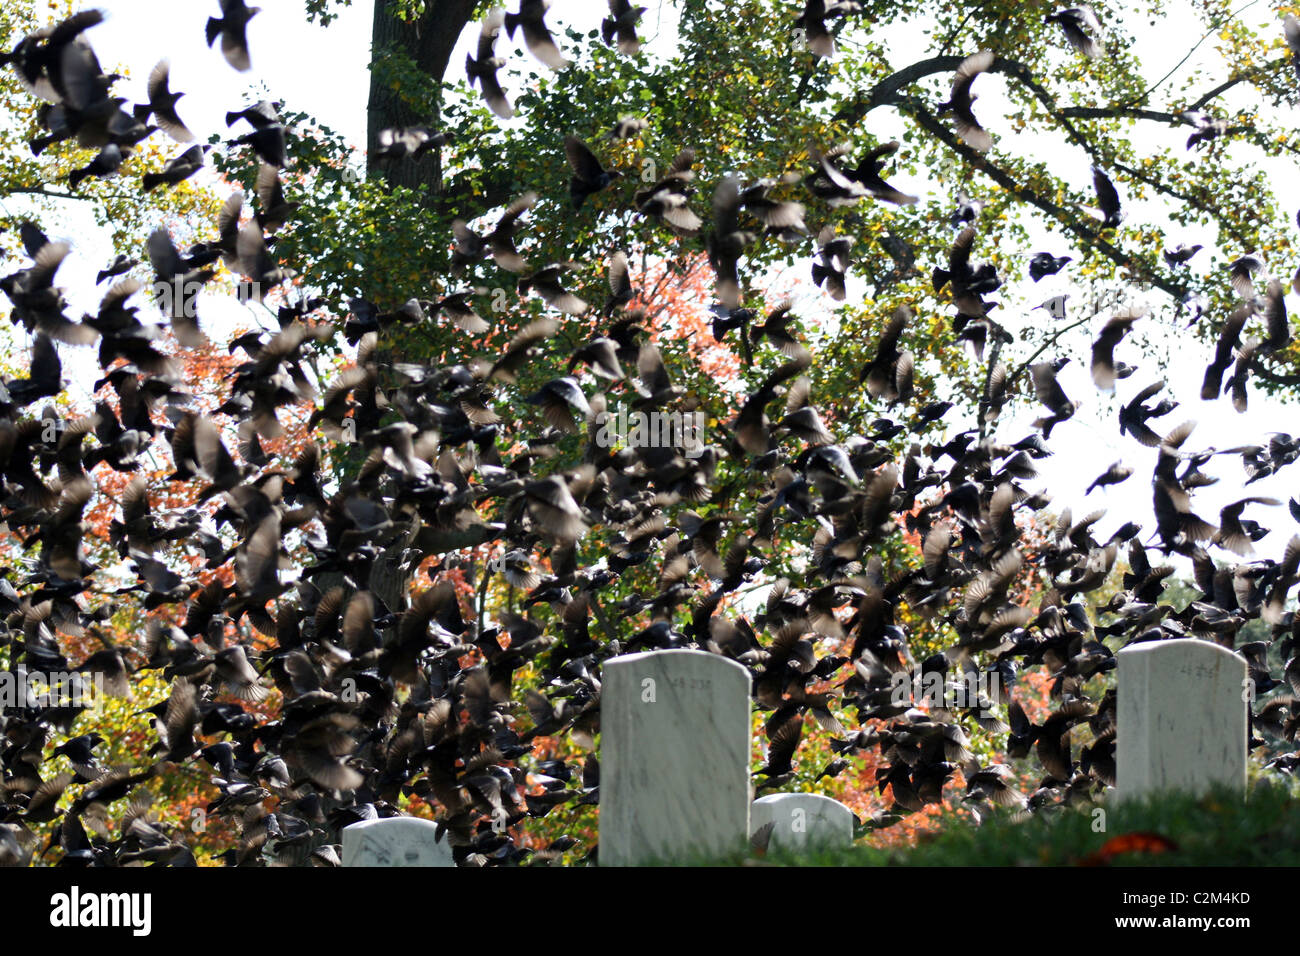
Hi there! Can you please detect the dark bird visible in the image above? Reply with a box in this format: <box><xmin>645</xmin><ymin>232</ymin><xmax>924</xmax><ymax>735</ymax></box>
<box><xmin>229</xmin><ymin>119</ymin><xmax>287</xmax><ymax>168</ymax></box>
<box><xmin>804</xmin><ymin>144</ymin><xmax>866</xmax><ymax>206</ymax></box>
<box><xmin>860</xmin><ymin>305</ymin><xmax>913</xmax><ymax>404</ymax></box>
<box><xmin>224</xmin><ymin>98</ymin><xmax>280</xmax><ymax>131</ymax></box>
<box><xmin>1045</xmin><ymin>5</ymin><xmax>1103</xmax><ymax>57</ymax></box>
<box><xmin>144</xmin><ymin>59</ymin><xmax>193</xmax><ymax>142</ymax></box>
<box><xmin>7</xmin><ymin>333</ymin><xmax>63</xmax><ymax>405</ymax></box>
<box><xmin>846</xmin><ymin>141</ymin><xmax>918</xmax><ymax>206</ymax></box>
<box><xmin>206</xmin><ymin>0</ymin><xmax>260</xmax><ymax>72</ymax></box>
<box><xmin>68</xmin><ymin>142</ymin><xmax>126</xmax><ymax>189</ymax></box>
<box><xmin>254</xmin><ymin>162</ymin><xmax>297</xmax><ymax>234</ymax></box>
<box><xmin>751</xmin><ymin>302</ymin><xmax>809</xmax><ymax>360</ymax></box>
<box><xmin>565</xmin><ymin>135</ymin><xmax>622</xmax><ymax>209</ymax></box>
<box><xmin>96</xmin><ymin>254</ymin><xmax>135</xmax><ymax>285</ymax></box>
<box><xmin>634</xmin><ymin>147</ymin><xmax>701</xmax><ymax>234</ymax></box>
<box><xmin>602</xmin><ymin>0</ymin><xmax>647</xmax><ymax>55</ymax></box>
<box><xmin>466</xmin><ymin>9</ymin><xmax>514</xmax><ymax>119</ymax></box>
<box><xmin>739</xmin><ymin>178</ymin><xmax>807</xmax><ymax>237</ymax></box>
<box><xmin>1030</xmin><ymin>358</ymin><xmax>1075</xmax><ymax>438</ymax></box>
<box><xmin>1229</xmin><ymin>255</ymin><xmax>1264</xmax><ymax>300</ymax></box>
<box><xmin>707</xmin><ymin>175</ymin><xmax>754</xmax><ymax>308</ymax></box>
<box><xmin>1085</xmin><ymin>166</ymin><xmax>1124</xmax><ymax>228</ymax></box>
<box><xmin>811</xmin><ymin>224</ymin><xmax>853</xmax><ymax>300</ymax></box>
<box><xmin>942</xmin><ymin>50</ymin><xmax>995</xmax><ymax>152</ymax></box>
<box><xmin>451</xmin><ymin>191</ymin><xmax>535</xmax><ymax>274</ymax></box>
<box><xmin>52</xmin><ymin>732</ymin><xmax>105</xmax><ymax>779</ymax></box>
<box><xmin>755</xmin><ymin>712</ymin><xmax>803</xmax><ymax>789</ymax></box>
<box><xmin>1261</xmin><ymin>278</ymin><xmax>1291</xmax><ymax>354</ymax></box>
<box><xmin>505</xmin><ymin>0</ymin><xmax>570</xmax><ymax>70</ymax></box>
<box><xmin>604</xmin><ymin>249</ymin><xmax>636</xmax><ymax>313</ymax></box>
<box><xmin>1213</xmin><ymin>497</ymin><xmax>1279</xmax><ymax>556</ymax></box>
<box><xmin>433</xmin><ymin>287</ymin><xmax>489</xmax><ymax>334</ymax></box>
<box><xmin>1286</xmin><ymin>14</ymin><xmax>1300</xmax><ymax>81</ymax></box>
<box><xmin>142</xmin><ymin>144</ymin><xmax>208</xmax><ymax>191</ymax></box>
<box><xmin>1183</xmin><ymin>110</ymin><xmax>1228</xmax><ymax>150</ymax></box>
<box><xmin>608</xmin><ymin>116</ymin><xmax>648</xmax><ymax>140</ymax></box>
<box><xmin>1091</xmin><ymin>306</ymin><xmax>1145</xmax><ymax>391</ymax></box>
<box><xmin>793</xmin><ymin>0</ymin><xmax>860</xmax><ymax>58</ymax></box>
<box><xmin>1086</xmin><ymin>460</ymin><xmax>1133</xmax><ymax>494</ymax></box>
<box><xmin>805</xmin><ymin>141</ymin><xmax>918</xmax><ymax>207</ymax></box>
<box><xmin>373</xmin><ymin>126</ymin><xmax>451</xmax><ymax>162</ymax></box>
<box><xmin>1201</xmin><ymin>303</ymin><xmax>1252</xmax><ymax>401</ymax></box>
<box><xmin>1028</xmin><ymin>252</ymin><xmax>1071</xmax><ymax>282</ymax></box>
<box><xmin>518</xmin><ymin>263</ymin><xmax>588</xmax><ymax>315</ymax></box>
<box><xmin>1153</xmin><ymin>472</ymin><xmax>1216</xmax><ymax>554</ymax></box>
<box><xmin>1163</xmin><ymin>243</ymin><xmax>1203</xmax><ymax>267</ymax></box>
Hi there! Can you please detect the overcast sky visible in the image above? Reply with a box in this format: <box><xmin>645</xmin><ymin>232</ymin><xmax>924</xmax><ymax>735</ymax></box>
<box><xmin>15</xmin><ymin>0</ymin><xmax>1300</xmax><ymax>571</ymax></box>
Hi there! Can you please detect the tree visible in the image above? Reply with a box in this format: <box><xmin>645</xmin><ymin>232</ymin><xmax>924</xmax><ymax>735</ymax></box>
<box><xmin>364</xmin><ymin>0</ymin><xmax>480</xmax><ymax>193</ymax></box>
<box><xmin>0</xmin><ymin>2</ymin><xmax>219</xmax><ymax>262</ymax></box>
<box><xmin>274</xmin><ymin>0</ymin><xmax>1300</xmax><ymax>433</ymax></box>
<box><xmin>5</xmin><ymin>0</ymin><xmax>1300</xmax><ymax>869</ymax></box>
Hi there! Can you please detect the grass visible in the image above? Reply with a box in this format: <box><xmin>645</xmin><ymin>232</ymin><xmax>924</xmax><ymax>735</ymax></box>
<box><xmin>695</xmin><ymin>779</ymin><xmax>1300</xmax><ymax>867</ymax></box>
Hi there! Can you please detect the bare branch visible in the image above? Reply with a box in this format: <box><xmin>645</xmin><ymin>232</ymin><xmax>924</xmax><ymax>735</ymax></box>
<box><xmin>899</xmin><ymin>98</ymin><xmax>1187</xmax><ymax>302</ymax></box>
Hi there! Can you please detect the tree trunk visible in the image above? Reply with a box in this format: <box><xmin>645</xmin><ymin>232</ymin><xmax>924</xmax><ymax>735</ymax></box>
<box><xmin>366</xmin><ymin>0</ymin><xmax>479</xmax><ymax>195</ymax></box>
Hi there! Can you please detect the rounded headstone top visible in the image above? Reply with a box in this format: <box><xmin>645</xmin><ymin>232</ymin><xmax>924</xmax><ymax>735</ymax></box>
<box><xmin>340</xmin><ymin>816</ymin><xmax>455</xmax><ymax>867</ymax></box>
<box><xmin>752</xmin><ymin>792</ymin><xmax>852</xmax><ymax>810</ymax></box>
<box><xmin>1116</xmin><ymin>637</ymin><xmax>1246</xmax><ymax>665</ymax></box>
<box><xmin>342</xmin><ymin>816</ymin><xmax>440</xmax><ymax>834</ymax></box>
<box><xmin>601</xmin><ymin>647</ymin><xmax>752</xmax><ymax>680</ymax></box>
<box><xmin>750</xmin><ymin>791</ymin><xmax>855</xmax><ymax>850</ymax></box>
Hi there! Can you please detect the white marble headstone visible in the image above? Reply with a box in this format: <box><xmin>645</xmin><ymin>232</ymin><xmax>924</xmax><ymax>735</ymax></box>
<box><xmin>341</xmin><ymin>817</ymin><xmax>455</xmax><ymax>867</ymax></box>
<box><xmin>600</xmin><ymin>649</ymin><xmax>752</xmax><ymax>866</ymax></box>
<box><xmin>1117</xmin><ymin>638</ymin><xmax>1247</xmax><ymax>801</ymax></box>
<box><xmin>752</xmin><ymin>793</ymin><xmax>855</xmax><ymax>851</ymax></box>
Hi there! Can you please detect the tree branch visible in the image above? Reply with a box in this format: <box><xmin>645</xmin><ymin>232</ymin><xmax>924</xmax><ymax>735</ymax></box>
<box><xmin>838</xmin><ymin>53</ymin><xmax>1271</xmax><ymax>250</ymax></box>
<box><xmin>4</xmin><ymin>185</ymin><xmax>94</xmax><ymax>202</ymax></box>
<box><xmin>1007</xmin><ymin>313</ymin><xmax>1096</xmax><ymax>389</ymax></box>
<box><xmin>1248</xmin><ymin>356</ymin><xmax>1300</xmax><ymax>387</ymax></box>
<box><xmin>833</xmin><ymin>54</ymin><xmax>966</xmax><ymax>124</ymax></box>
<box><xmin>1132</xmin><ymin>0</ymin><xmax>1272</xmax><ymax>105</ymax></box>
<box><xmin>899</xmin><ymin>98</ymin><xmax>1187</xmax><ymax>302</ymax></box>
<box><xmin>995</xmin><ymin>61</ymin><xmax>1254</xmax><ymax>248</ymax></box>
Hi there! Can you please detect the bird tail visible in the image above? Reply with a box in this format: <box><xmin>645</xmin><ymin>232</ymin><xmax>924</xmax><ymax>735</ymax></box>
<box><xmin>569</xmin><ymin>176</ymin><xmax>589</xmax><ymax>209</ymax></box>
<box><xmin>141</xmin><ymin>173</ymin><xmax>162</xmax><ymax>192</ymax></box>
<box><xmin>1200</xmin><ymin>366</ymin><xmax>1224</xmax><ymax>401</ymax></box>
<box><xmin>205</xmin><ymin>16</ymin><xmax>223</xmax><ymax>48</ymax></box>
<box><xmin>503</xmin><ymin>11</ymin><xmax>520</xmax><ymax>37</ymax></box>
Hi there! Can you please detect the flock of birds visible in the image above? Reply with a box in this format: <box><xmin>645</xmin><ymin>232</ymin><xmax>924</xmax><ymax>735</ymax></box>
<box><xmin>0</xmin><ymin>1</ymin><xmax>1298</xmax><ymax>867</ymax></box>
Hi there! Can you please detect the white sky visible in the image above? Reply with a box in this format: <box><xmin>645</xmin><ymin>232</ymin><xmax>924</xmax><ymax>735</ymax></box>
<box><xmin>12</xmin><ymin>0</ymin><xmax>1300</xmax><ymax>570</ymax></box>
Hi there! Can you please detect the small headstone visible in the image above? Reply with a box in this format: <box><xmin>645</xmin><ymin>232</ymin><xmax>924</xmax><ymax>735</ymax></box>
<box><xmin>751</xmin><ymin>793</ymin><xmax>855</xmax><ymax>852</ymax></box>
<box><xmin>1117</xmin><ymin>638</ymin><xmax>1247</xmax><ymax>801</ymax></box>
<box><xmin>341</xmin><ymin>817</ymin><xmax>454</xmax><ymax>867</ymax></box>
<box><xmin>600</xmin><ymin>649</ymin><xmax>752</xmax><ymax>866</ymax></box>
